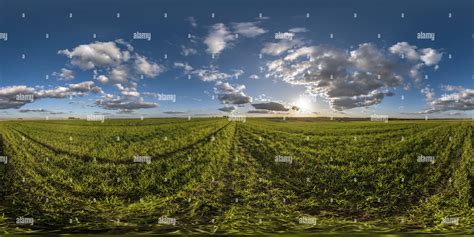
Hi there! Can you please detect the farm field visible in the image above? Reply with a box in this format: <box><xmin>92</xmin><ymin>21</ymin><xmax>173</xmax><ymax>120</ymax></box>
<box><xmin>0</xmin><ymin>118</ymin><xmax>472</xmax><ymax>235</ymax></box>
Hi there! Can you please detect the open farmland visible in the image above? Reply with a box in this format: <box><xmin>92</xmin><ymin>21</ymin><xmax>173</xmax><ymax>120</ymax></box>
<box><xmin>0</xmin><ymin>118</ymin><xmax>472</xmax><ymax>235</ymax></box>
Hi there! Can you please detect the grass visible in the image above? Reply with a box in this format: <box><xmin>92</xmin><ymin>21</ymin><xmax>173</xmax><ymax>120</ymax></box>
<box><xmin>0</xmin><ymin>118</ymin><xmax>472</xmax><ymax>235</ymax></box>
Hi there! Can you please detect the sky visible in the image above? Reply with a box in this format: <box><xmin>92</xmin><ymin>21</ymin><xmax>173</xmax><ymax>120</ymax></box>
<box><xmin>0</xmin><ymin>0</ymin><xmax>472</xmax><ymax>119</ymax></box>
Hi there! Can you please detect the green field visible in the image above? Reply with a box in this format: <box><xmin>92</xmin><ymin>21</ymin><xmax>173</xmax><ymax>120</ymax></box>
<box><xmin>0</xmin><ymin>118</ymin><xmax>472</xmax><ymax>235</ymax></box>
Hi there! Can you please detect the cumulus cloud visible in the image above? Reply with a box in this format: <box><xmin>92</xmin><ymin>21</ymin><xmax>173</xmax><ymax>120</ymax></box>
<box><xmin>53</xmin><ymin>68</ymin><xmax>75</xmax><ymax>81</ymax></box>
<box><xmin>58</xmin><ymin>41</ymin><xmax>130</xmax><ymax>70</ymax></box>
<box><xmin>108</xmin><ymin>65</ymin><xmax>129</xmax><ymax>83</ymax></box>
<box><xmin>19</xmin><ymin>108</ymin><xmax>49</xmax><ymax>113</ymax></box>
<box><xmin>181</xmin><ymin>45</ymin><xmax>197</xmax><ymax>56</ymax></box>
<box><xmin>204</xmin><ymin>23</ymin><xmax>235</xmax><ymax>55</ymax></box>
<box><xmin>248</xmin><ymin>109</ymin><xmax>279</xmax><ymax>114</ymax></box>
<box><xmin>421</xmin><ymin>86</ymin><xmax>435</xmax><ymax>101</ymax></box>
<box><xmin>249</xmin><ymin>74</ymin><xmax>259</xmax><ymax>80</ymax></box>
<box><xmin>36</xmin><ymin>81</ymin><xmax>103</xmax><ymax>98</ymax></box>
<box><xmin>96</xmin><ymin>75</ymin><xmax>109</xmax><ymax>84</ymax></box>
<box><xmin>3</xmin><ymin>39</ymin><xmax>164</xmax><ymax>115</ymax></box>
<box><xmin>192</xmin><ymin>67</ymin><xmax>243</xmax><ymax>81</ymax></box>
<box><xmin>261</xmin><ymin>38</ymin><xmax>304</xmax><ymax>56</ymax></box>
<box><xmin>115</xmin><ymin>82</ymin><xmax>140</xmax><ymax>97</ymax></box>
<box><xmin>389</xmin><ymin>42</ymin><xmax>442</xmax><ymax>66</ymax></box>
<box><xmin>232</xmin><ymin>22</ymin><xmax>267</xmax><ymax>38</ymax></box>
<box><xmin>214</xmin><ymin>81</ymin><xmax>252</xmax><ymax>107</ymax></box>
<box><xmin>288</xmin><ymin>27</ymin><xmax>308</xmax><ymax>33</ymax></box>
<box><xmin>218</xmin><ymin>105</ymin><xmax>237</xmax><ymax>112</ymax></box>
<box><xmin>59</xmin><ymin>41</ymin><xmax>164</xmax><ymax>85</ymax></box>
<box><xmin>96</xmin><ymin>96</ymin><xmax>158</xmax><ymax>112</ymax></box>
<box><xmin>252</xmin><ymin>101</ymin><xmax>289</xmax><ymax>111</ymax></box>
<box><xmin>419</xmin><ymin>48</ymin><xmax>443</xmax><ymax>66</ymax></box>
<box><xmin>134</xmin><ymin>55</ymin><xmax>164</xmax><ymax>77</ymax></box>
<box><xmin>205</xmin><ymin>22</ymin><xmax>267</xmax><ymax>55</ymax></box>
<box><xmin>422</xmin><ymin>86</ymin><xmax>474</xmax><ymax>113</ymax></box>
<box><xmin>163</xmin><ymin>111</ymin><xmax>186</xmax><ymax>114</ymax></box>
<box><xmin>0</xmin><ymin>82</ymin><xmax>103</xmax><ymax>110</ymax></box>
<box><xmin>174</xmin><ymin>62</ymin><xmax>193</xmax><ymax>73</ymax></box>
<box><xmin>265</xmin><ymin>42</ymin><xmax>441</xmax><ymax>111</ymax></box>
<box><xmin>0</xmin><ymin>86</ymin><xmax>36</xmax><ymax>109</ymax></box>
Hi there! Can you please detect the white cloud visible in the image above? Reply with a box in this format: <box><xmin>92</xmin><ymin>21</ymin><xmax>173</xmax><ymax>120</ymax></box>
<box><xmin>232</xmin><ymin>22</ymin><xmax>267</xmax><ymax>38</ymax></box>
<box><xmin>421</xmin><ymin>86</ymin><xmax>435</xmax><ymax>101</ymax></box>
<box><xmin>58</xmin><ymin>41</ymin><xmax>129</xmax><ymax>70</ymax></box>
<box><xmin>187</xmin><ymin>16</ymin><xmax>197</xmax><ymax>28</ymax></box>
<box><xmin>180</xmin><ymin>45</ymin><xmax>197</xmax><ymax>56</ymax></box>
<box><xmin>422</xmin><ymin>86</ymin><xmax>474</xmax><ymax>113</ymax></box>
<box><xmin>53</xmin><ymin>68</ymin><xmax>75</xmax><ymax>81</ymax></box>
<box><xmin>261</xmin><ymin>38</ymin><xmax>304</xmax><ymax>56</ymax></box>
<box><xmin>109</xmin><ymin>65</ymin><xmax>129</xmax><ymax>83</ymax></box>
<box><xmin>389</xmin><ymin>42</ymin><xmax>420</xmax><ymax>61</ymax></box>
<box><xmin>214</xmin><ymin>81</ymin><xmax>252</xmax><ymax>105</ymax></box>
<box><xmin>249</xmin><ymin>74</ymin><xmax>259</xmax><ymax>80</ymax></box>
<box><xmin>174</xmin><ymin>62</ymin><xmax>193</xmax><ymax>73</ymax></box>
<box><xmin>96</xmin><ymin>75</ymin><xmax>109</xmax><ymax>84</ymax></box>
<box><xmin>59</xmin><ymin>41</ymin><xmax>165</xmax><ymax>84</ymax></box>
<box><xmin>134</xmin><ymin>55</ymin><xmax>164</xmax><ymax>78</ymax></box>
<box><xmin>419</xmin><ymin>48</ymin><xmax>443</xmax><ymax>66</ymax></box>
<box><xmin>204</xmin><ymin>23</ymin><xmax>235</xmax><ymax>55</ymax></box>
<box><xmin>192</xmin><ymin>67</ymin><xmax>243</xmax><ymax>82</ymax></box>
<box><xmin>288</xmin><ymin>27</ymin><xmax>308</xmax><ymax>33</ymax></box>
<box><xmin>115</xmin><ymin>82</ymin><xmax>140</xmax><ymax>97</ymax></box>
<box><xmin>96</xmin><ymin>96</ymin><xmax>158</xmax><ymax>111</ymax></box>
<box><xmin>389</xmin><ymin>42</ymin><xmax>442</xmax><ymax>66</ymax></box>
<box><xmin>265</xmin><ymin>42</ymin><xmax>441</xmax><ymax>111</ymax></box>
<box><xmin>115</xmin><ymin>39</ymin><xmax>134</xmax><ymax>51</ymax></box>
<box><xmin>36</xmin><ymin>81</ymin><xmax>103</xmax><ymax>98</ymax></box>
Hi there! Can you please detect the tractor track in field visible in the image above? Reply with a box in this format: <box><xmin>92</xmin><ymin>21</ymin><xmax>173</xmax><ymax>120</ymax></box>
<box><xmin>8</xmin><ymin>122</ymin><xmax>231</xmax><ymax>165</ymax></box>
<box><xmin>0</xmin><ymin>122</ymin><xmax>234</xmax><ymax>205</ymax></box>
<box><xmin>218</xmin><ymin>121</ymin><xmax>240</xmax><ymax>213</ymax></box>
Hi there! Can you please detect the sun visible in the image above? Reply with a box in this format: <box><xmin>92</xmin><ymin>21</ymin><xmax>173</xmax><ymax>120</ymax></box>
<box><xmin>295</xmin><ymin>96</ymin><xmax>313</xmax><ymax>112</ymax></box>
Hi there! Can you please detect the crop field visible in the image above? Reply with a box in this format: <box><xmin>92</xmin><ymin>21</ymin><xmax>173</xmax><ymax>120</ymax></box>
<box><xmin>0</xmin><ymin>118</ymin><xmax>472</xmax><ymax>235</ymax></box>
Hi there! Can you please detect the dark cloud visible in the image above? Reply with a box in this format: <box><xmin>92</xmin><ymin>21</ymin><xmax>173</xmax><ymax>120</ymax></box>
<box><xmin>19</xmin><ymin>108</ymin><xmax>49</xmax><ymax>113</ymax></box>
<box><xmin>214</xmin><ymin>81</ymin><xmax>252</xmax><ymax>108</ymax></box>
<box><xmin>265</xmin><ymin>42</ymin><xmax>442</xmax><ymax>111</ymax></box>
<box><xmin>422</xmin><ymin>86</ymin><xmax>474</xmax><ymax>113</ymax></box>
<box><xmin>218</xmin><ymin>106</ymin><xmax>237</xmax><ymax>112</ymax></box>
<box><xmin>96</xmin><ymin>97</ymin><xmax>158</xmax><ymax>111</ymax></box>
<box><xmin>252</xmin><ymin>102</ymin><xmax>289</xmax><ymax>111</ymax></box>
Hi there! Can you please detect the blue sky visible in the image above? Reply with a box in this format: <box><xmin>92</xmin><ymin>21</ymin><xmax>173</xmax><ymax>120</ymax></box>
<box><xmin>0</xmin><ymin>0</ymin><xmax>472</xmax><ymax>119</ymax></box>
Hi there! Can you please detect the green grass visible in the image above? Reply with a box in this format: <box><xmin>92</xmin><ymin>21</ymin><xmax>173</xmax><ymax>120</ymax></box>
<box><xmin>0</xmin><ymin>118</ymin><xmax>472</xmax><ymax>235</ymax></box>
